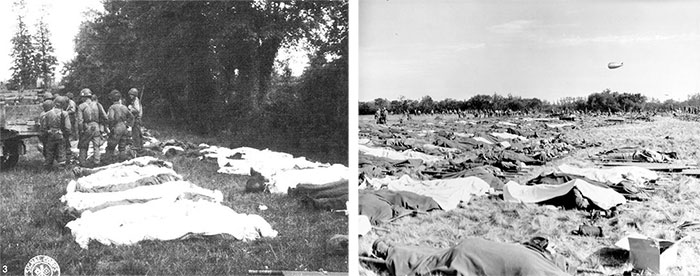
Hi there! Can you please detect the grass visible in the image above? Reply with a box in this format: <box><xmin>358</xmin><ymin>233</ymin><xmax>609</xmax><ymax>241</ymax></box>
<box><xmin>359</xmin><ymin>115</ymin><xmax>700</xmax><ymax>276</ymax></box>
<box><xmin>1</xmin><ymin>122</ymin><xmax>347</xmax><ymax>275</ymax></box>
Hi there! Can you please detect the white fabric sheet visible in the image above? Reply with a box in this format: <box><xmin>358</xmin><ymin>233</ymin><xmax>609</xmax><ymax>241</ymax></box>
<box><xmin>66</xmin><ymin>198</ymin><xmax>278</xmax><ymax>249</ymax></box>
<box><xmin>369</xmin><ymin>175</ymin><xmax>491</xmax><ymax>210</ymax></box>
<box><xmin>490</xmin><ymin>132</ymin><xmax>528</xmax><ymax>141</ymax></box>
<box><xmin>503</xmin><ymin>179</ymin><xmax>626</xmax><ymax>210</ymax></box>
<box><xmin>358</xmin><ymin>144</ymin><xmax>443</xmax><ymax>164</ymax></box>
<box><xmin>557</xmin><ymin>164</ymin><xmax>658</xmax><ymax>185</ymax></box>
<box><xmin>61</xmin><ymin>180</ymin><xmax>224</xmax><ymax>213</ymax></box>
<box><xmin>201</xmin><ymin>146</ymin><xmax>322</xmax><ymax>179</ymax></box>
<box><xmin>75</xmin><ymin>165</ymin><xmax>182</xmax><ymax>192</ymax></box>
<box><xmin>268</xmin><ymin>164</ymin><xmax>349</xmax><ymax>193</ymax></box>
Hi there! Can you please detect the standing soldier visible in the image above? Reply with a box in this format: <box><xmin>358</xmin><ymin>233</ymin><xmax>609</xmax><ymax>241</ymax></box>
<box><xmin>38</xmin><ymin>100</ymin><xmax>55</xmax><ymax>158</ymax></box>
<box><xmin>65</xmin><ymin>92</ymin><xmax>78</xmax><ymax>140</ymax></box>
<box><xmin>40</xmin><ymin>96</ymin><xmax>71</xmax><ymax>169</ymax></box>
<box><xmin>380</xmin><ymin>107</ymin><xmax>388</xmax><ymax>124</ymax></box>
<box><xmin>76</xmin><ymin>88</ymin><xmax>108</xmax><ymax>167</ymax></box>
<box><xmin>55</xmin><ymin>96</ymin><xmax>73</xmax><ymax>160</ymax></box>
<box><xmin>127</xmin><ymin>88</ymin><xmax>143</xmax><ymax>152</ymax></box>
<box><xmin>105</xmin><ymin>90</ymin><xmax>134</xmax><ymax>161</ymax></box>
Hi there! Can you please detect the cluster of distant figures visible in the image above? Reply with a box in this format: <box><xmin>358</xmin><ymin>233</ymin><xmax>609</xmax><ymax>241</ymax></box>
<box><xmin>372</xmin><ymin>107</ymin><xmax>675</xmax><ymax>125</ymax></box>
<box><xmin>39</xmin><ymin>88</ymin><xmax>143</xmax><ymax>169</ymax></box>
<box><xmin>374</xmin><ymin>108</ymin><xmax>539</xmax><ymax>124</ymax></box>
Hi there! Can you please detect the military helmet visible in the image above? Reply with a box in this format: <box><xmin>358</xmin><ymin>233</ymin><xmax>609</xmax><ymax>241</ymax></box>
<box><xmin>80</xmin><ymin>88</ymin><xmax>92</xmax><ymax>97</ymax></box>
<box><xmin>109</xmin><ymin>89</ymin><xmax>122</xmax><ymax>101</ymax></box>
<box><xmin>128</xmin><ymin>88</ymin><xmax>139</xmax><ymax>97</ymax></box>
<box><xmin>43</xmin><ymin>92</ymin><xmax>54</xmax><ymax>100</ymax></box>
<box><xmin>41</xmin><ymin>100</ymin><xmax>54</xmax><ymax>111</ymax></box>
<box><xmin>66</xmin><ymin>92</ymin><xmax>74</xmax><ymax>99</ymax></box>
<box><xmin>54</xmin><ymin>96</ymin><xmax>69</xmax><ymax>108</ymax></box>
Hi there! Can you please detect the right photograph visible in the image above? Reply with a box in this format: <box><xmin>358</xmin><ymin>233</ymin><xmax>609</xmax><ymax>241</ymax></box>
<box><xmin>356</xmin><ymin>0</ymin><xmax>700</xmax><ymax>275</ymax></box>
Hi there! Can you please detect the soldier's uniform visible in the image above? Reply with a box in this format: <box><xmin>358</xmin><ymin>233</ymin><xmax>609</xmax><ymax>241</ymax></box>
<box><xmin>106</xmin><ymin>90</ymin><xmax>134</xmax><ymax>160</ymax></box>
<box><xmin>76</xmin><ymin>89</ymin><xmax>108</xmax><ymax>166</ymax></box>
<box><xmin>65</xmin><ymin>92</ymin><xmax>78</xmax><ymax>140</ymax></box>
<box><xmin>127</xmin><ymin>88</ymin><xmax>143</xmax><ymax>151</ymax></box>
<box><xmin>40</xmin><ymin>101</ymin><xmax>71</xmax><ymax>168</ymax></box>
<box><xmin>55</xmin><ymin>96</ymin><xmax>73</xmax><ymax>160</ymax></box>
<box><xmin>38</xmin><ymin>100</ymin><xmax>55</xmax><ymax>158</ymax></box>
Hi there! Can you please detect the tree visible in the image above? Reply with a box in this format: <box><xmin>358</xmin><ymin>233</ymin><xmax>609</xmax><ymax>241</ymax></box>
<box><xmin>466</xmin><ymin>94</ymin><xmax>493</xmax><ymax>111</ymax></box>
<box><xmin>418</xmin><ymin>95</ymin><xmax>434</xmax><ymax>113</ymax></box>
<box><xmin>62</xmin><ymin>0</ymin><xmax>348</xmax><ymax>133</ymax></box>
<box><xmin>9</xmin><ymin>0</ymin><xmax>36</xmax><ymax>90</ymax></box>
<box><xmin>374</xmin><ymin>98</ymin><xmax>389</xmax><ymax>109</ymax></box>
<box><xmin>34</xmin><ymin>16</ymin><xmax>58</xmax><ymax>88</ymax></box>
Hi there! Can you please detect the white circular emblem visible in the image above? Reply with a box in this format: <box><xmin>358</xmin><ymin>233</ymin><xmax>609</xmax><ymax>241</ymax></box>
<box><xmin>24</xmin><ymin>255</ymin><xmax>60</xmax><ymax>276</ymax></box>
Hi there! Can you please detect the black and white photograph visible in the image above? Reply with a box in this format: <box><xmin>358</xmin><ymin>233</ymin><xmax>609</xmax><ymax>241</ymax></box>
<box><xmin>357</xmin><ymin>0</ymin><xmax>700</xmax><ymax>275</ymax></box>
<box><xmin>1</xmin><ymin>0</ymin><xmax>348</xmax><ymax>275</ymax></box>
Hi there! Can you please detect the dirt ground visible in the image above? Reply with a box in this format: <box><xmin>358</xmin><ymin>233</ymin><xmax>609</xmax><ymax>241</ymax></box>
<box><xmin>359</xmin><ymin>115</ymin><xmax>700</xmax><ymax>276</ymax></box>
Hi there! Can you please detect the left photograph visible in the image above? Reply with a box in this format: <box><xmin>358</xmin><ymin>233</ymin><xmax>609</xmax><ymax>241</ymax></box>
<box><xmin>0</xmin><ymin>0</ymin><xmax>348</xmax><ymax>275</ymax></box>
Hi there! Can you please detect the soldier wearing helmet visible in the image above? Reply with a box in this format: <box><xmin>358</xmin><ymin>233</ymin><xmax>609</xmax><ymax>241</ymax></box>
<box><xmin>40</xmin><ymin>96</ymin><xmax>71</xmax><ymax>169</ymax></box>
<box><xmin>55</xmin><ymin>96</ymin><xmax>74</xmax><ymax>158</ymax></box>
<box><xmin>41</xmin><ymin>92</ymin><xmax>55</xmax><ymax>115</ymax></box>
<box><xmin>105</xmin><ymin>90</ymin><xmax>134</xmax><ymax>161</ymax></box>
<box><xmin>76</xmin><ymin>88</ymin><xmax>108</xmax><ymax>166</ymax></box>
<box><xmin>127</xmin><ymin>87</ymin><xmax>143</xmax><ymax>151</ymax></box>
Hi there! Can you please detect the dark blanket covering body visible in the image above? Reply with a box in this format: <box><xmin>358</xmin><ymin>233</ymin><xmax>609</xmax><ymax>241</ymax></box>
<box><xmin>386</xmin><ymin>238</ymin><xmax>570</xmax><ymax>276</ymax></box>
<box><xmin>359</xmin><ymin>190</ymin><xmax>441</xmax><ymax>225</ymax></box>
<box><xmin>288</xmin><ymin>180</ymin><xmax>348</xmax><ymax>210</ymax></box>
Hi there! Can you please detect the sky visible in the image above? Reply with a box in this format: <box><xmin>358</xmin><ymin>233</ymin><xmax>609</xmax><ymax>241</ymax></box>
<box><xmin>0</xmin><ymin>0</ymin><xmax>104</xmax><ymax>83</ymax></box>
<box><xmin>359</xmin><ymin>0</ymin><xmax>700</xmax><ymax>102</ymax></box>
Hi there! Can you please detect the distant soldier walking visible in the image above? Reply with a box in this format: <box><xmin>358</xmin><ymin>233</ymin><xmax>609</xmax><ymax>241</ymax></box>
<box><xmin>40</xmin><ymin>96</ymin><xmax>71</xmax><ymax>169</ymax></box>
<box><xmin>76</xmin><ymin>88</ymin><xmax>108</xmax><ymax>166</ymax></box>
<box><xmin>105</xmin><ymin>90</ymin><xmax>134</xmax><ymax>161</ymax></box>
<box><xmin>127</xmin><ymin>88</ymin><xmax>143</xmax><ymax>152</ymax></box>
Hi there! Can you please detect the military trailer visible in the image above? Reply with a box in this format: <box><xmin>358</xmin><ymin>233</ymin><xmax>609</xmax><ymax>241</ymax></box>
<box><xmin>0</xmin><ymin>89</ymin><xmax>44</xmax><ymax>169</ymax></box>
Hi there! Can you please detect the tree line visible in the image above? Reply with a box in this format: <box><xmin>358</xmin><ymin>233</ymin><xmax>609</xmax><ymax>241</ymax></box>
<box><xmin>360</xmin><ymin>89</ymin><xmax>699</xmax><ymax>115</ymax></box>
<box><xmin>7</xmin><ymin>0</ymin><xmax>58</xmax><ymax>90</ymax></box>
<box><xmin>53</xmin><ymin>0</ymin><xmax>347</xmax><ymax>163</ymax></box>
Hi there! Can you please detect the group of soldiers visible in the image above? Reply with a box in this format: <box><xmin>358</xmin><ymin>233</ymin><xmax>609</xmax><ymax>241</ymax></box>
<box><xmin>38</xmin><ymin>87</ymin><xmax>143</xmax><ymax>169</ymax></box>
<box><xmin>374</xmin><ymin>107</ymin><xmax>388</xmax><ymax>124</ymax></box>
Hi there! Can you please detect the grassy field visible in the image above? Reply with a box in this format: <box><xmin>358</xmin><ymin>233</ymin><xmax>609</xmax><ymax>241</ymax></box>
<box><xmin>359</xmin><ymin>116</ymin><xmax>700</xmax><ymax>276</ymax></box>
<box><xmin>1</xmin><ymin>123</ymin><xmax>347</xmax><ymax>275</ymax></box>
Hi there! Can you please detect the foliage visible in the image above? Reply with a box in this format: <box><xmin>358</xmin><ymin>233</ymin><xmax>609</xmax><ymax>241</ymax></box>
<box><xmin>9</xmin><ymin>4</ymin><xmax>36</xmax><ymax>90</ymax></box>
<box><xmin>62</xmin><ymin>0</ymin><xmax>347</xmax><ymax>132</ymax></box>
<box><xmin>33</xmin><ymin>17</ymin><xmax>58</xmax><ymax>88</ymax></box>
<box><xmin>358</xmin><ymin>89</ymin><xmax>660</xmax><ymax>115</ymax></box>
<box><xmin>8</xmin><ymin>0</ymin><xmax>58</xmax><ymax>90</ymax></box>
<box><xmin>61</xmin><ymin>0</ymin><xmax>348</xmax><ymax>161</ymax></box>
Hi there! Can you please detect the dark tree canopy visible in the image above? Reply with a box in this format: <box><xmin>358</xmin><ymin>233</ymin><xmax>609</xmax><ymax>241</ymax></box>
<box><xmin>61</xmin><ymin>0</ymin><xmax>348</xmax><ymax>163</ymax></box>
<box><xmin>358</xmin><ymin>89</ymin><xmax>670</xmax><ymax>116</ymax></box>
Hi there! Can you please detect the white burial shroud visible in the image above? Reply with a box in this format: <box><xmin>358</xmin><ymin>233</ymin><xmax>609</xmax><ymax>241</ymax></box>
<box><xmin>63</xmin><ymin>158</ymin><xmax>278</xmax><ymax>248</ymax></box>
<box><xmin>201</xmin><ymin>146</ymin><xmax>348</xmax><ymax>193</ymax></box>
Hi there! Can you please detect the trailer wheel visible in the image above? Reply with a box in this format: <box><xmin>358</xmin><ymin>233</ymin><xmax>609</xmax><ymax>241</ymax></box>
<box><xmin>1</xmin><ymin>141</ymin><xmax>20</xmax><ymax>170</ymax></box>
